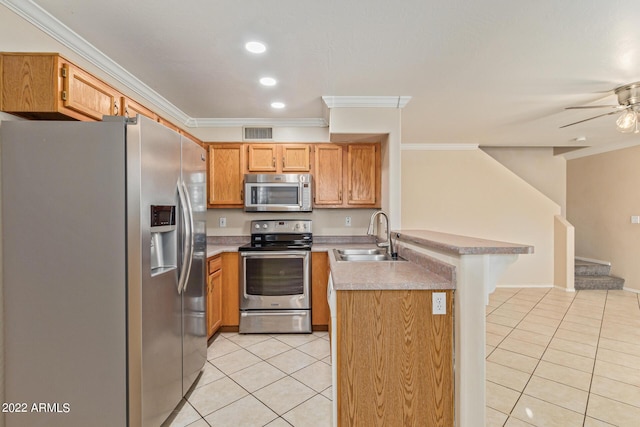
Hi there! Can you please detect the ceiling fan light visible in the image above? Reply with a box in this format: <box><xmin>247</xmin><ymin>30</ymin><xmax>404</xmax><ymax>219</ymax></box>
<box><xmin>615</xmin><ymin>110</ymin><xmax>637</xmax><ymax>133</ymax></box>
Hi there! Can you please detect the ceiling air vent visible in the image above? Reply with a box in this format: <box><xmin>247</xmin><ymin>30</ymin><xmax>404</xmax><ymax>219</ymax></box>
<box><xmin>243</xmin><ymin>126</ymin><xmax>273</xmax><ymax>141</ymax></box>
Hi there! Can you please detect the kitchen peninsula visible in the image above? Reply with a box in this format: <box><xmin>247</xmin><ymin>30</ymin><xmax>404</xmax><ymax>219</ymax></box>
<box><xmin>327</xmin><ymin>230</ymin><xmax>532</xmax><ymax>427</ymax></box>
<box><xmin>206</xmin><ymin>229</ymin><xmax>532</xmax><ymax>427</ymax></box>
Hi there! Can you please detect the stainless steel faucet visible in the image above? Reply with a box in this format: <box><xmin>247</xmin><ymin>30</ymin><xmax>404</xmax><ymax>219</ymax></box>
<box><xmin>367</xmin><ymin>210</ymin><xmax>396</xmax><ymax>258</ymax></box>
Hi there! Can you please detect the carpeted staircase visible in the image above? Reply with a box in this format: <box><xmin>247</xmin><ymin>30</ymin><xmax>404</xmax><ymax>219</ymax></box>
<box><xmin>575</xmin><ymin>259</ymin><xmax>625</xmax><ymax>290</ymax></box>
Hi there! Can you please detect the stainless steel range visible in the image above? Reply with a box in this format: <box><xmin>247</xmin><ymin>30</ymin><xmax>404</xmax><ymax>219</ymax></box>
<box><xmin>239</xmin><ymin>219</ymin><xmax>312</xmax><ymax>334</ymax></box>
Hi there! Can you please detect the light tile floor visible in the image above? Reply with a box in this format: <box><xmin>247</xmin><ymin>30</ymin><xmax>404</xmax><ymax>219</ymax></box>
<box><xmin>164</xmin><ymin>288</ymin><xmax>640</xmax><ymax>427</ymax></box>
<box><xmin>486</xmin><ymin>288</ymin><xmax>640</xmax><ymax>427</ymax></box>
<box><xmin>163</xmin><ymin>331</ymin><xmax>332</xmax><ymax>427</ymax></box>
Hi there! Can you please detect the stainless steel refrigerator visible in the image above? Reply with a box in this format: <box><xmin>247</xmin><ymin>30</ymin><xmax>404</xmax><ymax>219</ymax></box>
<box><xmin>1</xmin><ymin>116</ymin><xmax>207</xmax><ymax>426</ymax></box>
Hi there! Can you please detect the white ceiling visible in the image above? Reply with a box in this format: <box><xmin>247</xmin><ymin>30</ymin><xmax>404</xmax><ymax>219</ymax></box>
<box><xmin>9</xmin><ymin>0</ymin><xmax>640</xmax><ymax>146</ymax></box>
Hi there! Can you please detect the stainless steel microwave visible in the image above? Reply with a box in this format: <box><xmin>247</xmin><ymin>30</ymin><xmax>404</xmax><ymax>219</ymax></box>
<box><xmin>244</xmin><ymin>173</ymin><xmax>312</xmax><ymax>212</ymax></box>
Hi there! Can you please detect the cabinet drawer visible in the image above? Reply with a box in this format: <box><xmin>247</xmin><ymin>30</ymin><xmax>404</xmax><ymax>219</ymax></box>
<box><xmin>208</xmin><ymin>256</ymin><xmax>222</xmax><ymax>274</ymax></box>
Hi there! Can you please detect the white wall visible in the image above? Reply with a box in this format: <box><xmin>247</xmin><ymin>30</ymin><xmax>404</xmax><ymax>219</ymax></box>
<box><xmin>401</xmin><ymin>147</ymin><xmax>561</xmax><ymax>286</ymax></box>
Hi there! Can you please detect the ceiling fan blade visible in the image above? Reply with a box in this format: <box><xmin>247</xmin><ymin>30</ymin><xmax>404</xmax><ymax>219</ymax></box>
<box><xmin>559</xmin><ymin>110</ymin><xmax>625</xmax><ymax>128</ymax></box>
<box><xmin>565</xmin><ymin>105</ymin><xmax>621</xmax><ymax>110</ymax></box>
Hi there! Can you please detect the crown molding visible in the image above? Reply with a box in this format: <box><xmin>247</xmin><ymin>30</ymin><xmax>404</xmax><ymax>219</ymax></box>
<box><xmin>187</xmin><ymin>118</ymin><xmax>328</xmax><ymax>128</ymax></box>
<box><xmin>322</xmin><ymin>96</ymin><xmax>412</xmax><ymax>109</ymax></box>
<box><xmin>562</xmin><ymin>139</ymin><xmax>640</xmax><ymax>160</ymax></box>
<box><xmin>1</xmin><ymin>0</ymin><xmax>191</xmax><ymax>125</ymax></box>
<box><xmin>401</xmin><ymin>143</ymin><xmax>479</xmax><ymax>151</ymax></box>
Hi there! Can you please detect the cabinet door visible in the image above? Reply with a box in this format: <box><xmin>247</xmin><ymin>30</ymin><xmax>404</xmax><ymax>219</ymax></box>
<box><xmin>62</xmin><ymin>63</ymin><xmax>120</xmax><ymax>120</ymax></box>
<box><xmin>208</xmin><ymin>144</ymin><xmax>245</xmax><ymax>207</ymax></box>
<box><xmin>347</xmin><ymin>144</ymin><xmax>377</xmax><ymax>205</ymax></box>
<box><xmin>0</xmin><ymin>53</ymin><xmax>59</xmax><ymax>115</ymax></box>
<box><xmin>314</xmin><ymin>144</ymin><xmax>343</xmax><ymax>205</ymax></box>
<box><xmin>247</xmin><ymin>144</ymin><xmax>277</xmax><ymax>172</ymax></box>
<box><xmin>207</xmin><ymin>256</ymin><xmax>223</xmax><ymax>338</ymax></box>
<box><xmin>311</xmin><ymin>252</ymin><xmax>330</xmax><ymax>328</ymax></box>
<box><xmin>121</xmin><ymin>97</ymin><xmax>157</xmax><ymax>121</ymax></box>
<box><xmin>281</xmin><ymin>144</ymin><xmax>310</xmax><ymax>172</ymax></box>
<box><xmin>221</xmin><ymin>252</ymin><xmax>240</xmax><ymax>327</ymax></box>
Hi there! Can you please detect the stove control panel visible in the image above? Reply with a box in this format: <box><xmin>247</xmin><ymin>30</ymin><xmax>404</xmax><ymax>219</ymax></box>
<box><xmin>250</xmin><ymin>219</ymin><xmax>312</xmax><ymax>234</ymax></box>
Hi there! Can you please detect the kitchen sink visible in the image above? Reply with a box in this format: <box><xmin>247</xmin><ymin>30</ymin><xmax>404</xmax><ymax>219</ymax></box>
<box><xmin>335</xmin><ymin>248</ymin><xmax>388</xmax><ymax>255</ymax></box>
<box><xmin>333</xmin><ymin>249</ymin><xmax>405</xmax><ymax>262</ymax></box>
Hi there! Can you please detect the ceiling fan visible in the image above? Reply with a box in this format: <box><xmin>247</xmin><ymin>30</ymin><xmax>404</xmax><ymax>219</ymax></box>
<box><xmin>560</xmin><ymin>82</ymin><xmax>640</xmax><ymax>133</ymax></box>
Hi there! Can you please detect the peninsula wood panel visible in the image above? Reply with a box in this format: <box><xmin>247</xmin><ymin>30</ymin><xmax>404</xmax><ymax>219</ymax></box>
<box><xmin>336</xmin><ymin>290</ymin><xmax>453</xmax><ymax>427</ymax></box>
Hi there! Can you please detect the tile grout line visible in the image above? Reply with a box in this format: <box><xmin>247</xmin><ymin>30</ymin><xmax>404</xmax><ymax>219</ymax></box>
<box><xmin>492</xmin><ymin>288</ymin><xmax>596</xmax><ymax>426</ymax></box>
<box><xmin>193</xmin><ymin>333</ymin><xmax>331</xmax><ymax>426</ymax></box>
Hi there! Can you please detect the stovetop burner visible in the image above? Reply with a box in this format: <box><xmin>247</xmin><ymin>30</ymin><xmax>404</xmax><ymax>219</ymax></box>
<box><xmin>238</xmin><ymin>219</ymin><xmax>313</xmax><ymax>252</ymax></box>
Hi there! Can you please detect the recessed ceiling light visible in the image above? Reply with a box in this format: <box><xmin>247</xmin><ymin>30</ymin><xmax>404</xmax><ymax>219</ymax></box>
<box><xmin>245</xmin><ymin>41</ymin><xmax>266</xmax><ymax>54</ymax></box>
<box><xmin>271</xmin><ymin>102</ymin><xmax>285</xmax><ymax>109</ymax></box>
<box><xmin>260</xmin><ymin>77</ymin><xmax>277</xmax><ymax>86</ymax></box>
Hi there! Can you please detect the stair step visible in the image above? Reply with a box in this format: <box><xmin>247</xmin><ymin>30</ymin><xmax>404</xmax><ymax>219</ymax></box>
<box><xmin>575</xmin><ymin>260</ymin><xmax>611</xmax><ymax>276</ymax></box>
<box><xmin>574</xmin><ymin>275</ymin><xmax>624</xmax><ymax>291</ymax></box>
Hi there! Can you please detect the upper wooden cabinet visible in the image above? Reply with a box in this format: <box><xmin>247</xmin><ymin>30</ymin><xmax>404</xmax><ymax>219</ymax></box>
<box><xmin>121</xmin><ymin>96</ymin><xmax>157</xmax><ymax>121</ymax></box>
<box><xmin>247</xmin><ymin>143</ymin><xmax>310</xmax><ymax>173</ymax></box>
<box><xmin>313</xmin><ymin>143</ymin><xmax>381</xmax><ymax>208</ymax></box>
<box><xmin>0</xmin><ymin>52</ymin><xmax>121</xmax><ymax>121</ymax></box>
<box><xmin>314</xmin><ymin>144</ymin><xmax>344</xmax><ymax>205</ymax></box>
<box><xmin>347</xmin><ymin>144</ymin><xmax>378</xmax><ymax>205</ymax></box>
<box><xmin>208</xmin><ymin>144</ymin><xmax>245</xmax><ymax>207</ymax></box>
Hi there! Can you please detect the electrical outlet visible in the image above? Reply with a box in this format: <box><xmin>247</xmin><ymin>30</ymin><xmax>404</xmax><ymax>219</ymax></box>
<box><xmin>219</xmin><ymin>217</ymin><xmax>227</xmax><ymax>228</ymax></box>
<box><xmin>345</xmin><ymin>216</ymin><xmax>352</xmax><ymax>227</ymax></box>
<box><xmin>432</xmin><ymin>292</ymin><xmax>446</xmax><ymax>315</ymax></box>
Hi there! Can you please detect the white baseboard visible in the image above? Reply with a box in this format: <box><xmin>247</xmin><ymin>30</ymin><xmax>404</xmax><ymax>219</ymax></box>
<box><xmin>575</xmin><ymin>256</ymin><xmax>611</xmax><ymax>266</ymax></box>
<box><xmin>622</xmin><ymin>287</ymin><xmax>640</xmax><ymax>294</ymax></box>
<box><xmin>495</xmin><ymin>284</ymin><xmax>554</xmax><ymax>289</ymax></box>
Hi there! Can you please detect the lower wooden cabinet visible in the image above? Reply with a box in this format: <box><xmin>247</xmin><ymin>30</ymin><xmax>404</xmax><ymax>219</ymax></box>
<box><xmin>207</xmin><ymin>255</ymin><xmax>223</xmax><ymax>338</ymax></box>
<box><xmin>221</xmin><ymin>252</ymin><xmax>240</xmax><ymax>328</ymax></box>
<box><xmin>311</xmin><ymin>251</ymin><xmax>330</xmax><ymax>329</ymax></box>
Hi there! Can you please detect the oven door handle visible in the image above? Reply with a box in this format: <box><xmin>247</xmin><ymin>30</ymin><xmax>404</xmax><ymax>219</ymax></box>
<box><xmin>240</xmin><ymin>251</ymin><xmax>309</xmax><ymax>257</ymax></box>
<box><xmin>240</xmin><ymin>311</ymin><xmax>308</xmax><ymax>317</ymax></box>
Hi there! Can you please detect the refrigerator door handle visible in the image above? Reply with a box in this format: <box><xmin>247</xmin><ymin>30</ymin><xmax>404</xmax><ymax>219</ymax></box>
<box><xmin>177</xmin><ymin>180</ymin><xmax>193</xmax><ymax>294</ymax></box>
<box><xmin>181</xmin><ymin>180</ymin><xmax>195</xmax><ymax>293</ymax></box>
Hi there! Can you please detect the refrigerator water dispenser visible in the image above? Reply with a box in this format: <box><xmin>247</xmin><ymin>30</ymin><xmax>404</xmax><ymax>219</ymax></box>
<box><xmin>150</xmin><ymin>205</ymin><xmax>177</xmax><ymax>275</ymax></box>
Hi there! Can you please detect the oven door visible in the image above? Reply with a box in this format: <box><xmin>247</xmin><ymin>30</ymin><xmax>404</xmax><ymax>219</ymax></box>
<box><xmin>240</xmin><ymin>251</ymin><xmax>311</xmax><ymax>310</ymax></box>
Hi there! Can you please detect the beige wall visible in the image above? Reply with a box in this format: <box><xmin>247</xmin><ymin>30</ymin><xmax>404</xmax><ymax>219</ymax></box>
<box><xmin>206</xmin><ymin>208</ymin><xmax>379</xmax><ymax>236</ymax></box>
<box><xmin>401</xmin><ymin>148</ymin><xmax>561</xmax><ymax>286</ymax></box>
<box><xmin>482</xmin><ymin>147</ymin><xmax>567</xmax><ymax>215</ymax></box>
<box><xmin>567</xmin><ymin>145</ymin><xmax>640</xmax><ymax>292</ymax></box>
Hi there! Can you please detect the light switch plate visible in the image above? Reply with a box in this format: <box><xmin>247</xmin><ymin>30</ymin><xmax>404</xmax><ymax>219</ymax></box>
<box><xmin>219</xmin><ymin>217</ymin><xmax>227</xmax><ymax>227</ymax></box>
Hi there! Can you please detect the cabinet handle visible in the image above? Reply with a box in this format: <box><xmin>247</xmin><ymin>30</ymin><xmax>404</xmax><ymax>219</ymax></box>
<box><xmin>339</xmin><ymin>189</ymin><xmax>342</xmax><ymax>201</ymax></box>
<box><xmin>282</xmin><ymin>156</ymin><xmax>285</xmax><ymax>168</ymax></box>
<box><xmin>113</xmin><ymin>100</ymin><xmax>119</xmax><ymax>115</ymax></box>
<box><xmin>272</xmin><ymin>157</ymin><xmax>276</xmax><ymax>167</ymax></box>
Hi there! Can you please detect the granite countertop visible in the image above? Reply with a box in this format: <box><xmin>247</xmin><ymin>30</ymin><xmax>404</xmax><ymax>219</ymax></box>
<box><xmin>205</xmin><ymin>230</ymin><xmax>531</xmax><ymax>291</ymax></box>
<box><xmin>327</xmin><ymin>246</ymin><xmax>454</xmax><ymax>291</ymax></box>
<box><xmin>395</xmin><ymin>229</ymin><xmax>534</xmax><ymax>255</ymax></box>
